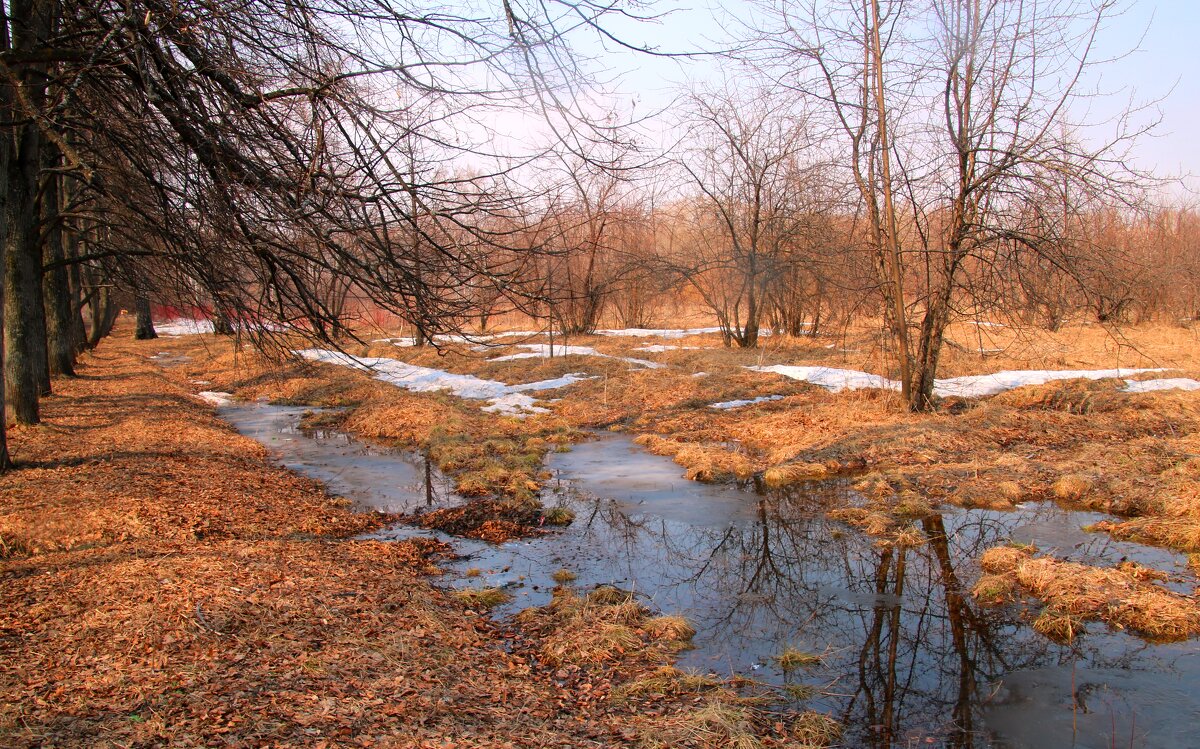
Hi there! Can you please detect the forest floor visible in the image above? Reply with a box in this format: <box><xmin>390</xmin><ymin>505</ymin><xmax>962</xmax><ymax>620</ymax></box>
<box><xmin>153</xmin><ymin>314</ymin><xmax>1200</xmax><ymax>641</ymax></box>
<box><xmin>0</xmin><ymin>326</ymin><xmax>836</xmax><ymax>749</ymax></box>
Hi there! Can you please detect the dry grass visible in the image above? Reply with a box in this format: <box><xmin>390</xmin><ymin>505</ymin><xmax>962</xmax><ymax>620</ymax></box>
<box><xmin>644</xmin><ymin>615</ymin><xmax>697</xmax><ymax>643</ymax></box>
<box><xmin>551</xmin><ymin>568</ymin><xmax>578</xmax><ymax>584</ymax></box>
<box><xmin>454</xmin><ymin>587</ymin><xmax>511</xmax><ymax>609</ymax></box>
<box><xmin>528</xmin><ymin>589</ymin><xmax>650</xmax><ymax>667</ymax></box>
<box><xmin>977</xmin><ymin>545</ymin><xmax>1200</xmax><ymax>641</ymax></box>
<box><xmin>773</xmin><ymin>647</ymin><xmax>822</xmax><ymax>670</ymax></box>
<box><xmin>612</xmin><ymin>666</ymin><xmax>722</xmax><ymax>700</ymax></box>
<box><xmin>3</xmin><ymin>328</ymin><xmax>836</xmax><ymax>748</ymax></box>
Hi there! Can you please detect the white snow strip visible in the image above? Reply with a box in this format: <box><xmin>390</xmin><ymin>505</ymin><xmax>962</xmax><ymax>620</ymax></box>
<box><xmin>295</xmin><ymin>349</ymin><xmax>591</xmax><ymax>416</ymax></box>
<box><xmin>594</xmin><ymin>327</ymin><xmax>723</xmax><ymax>339</ymax></box>
<box><xmin>633</xmin><ymin>344</ymin><xmax>702</xmax><ymax>353</ymax></box>
<box><xmin>709</xmin><ymin>394</ymin><xmax>785</xmax><ymax>410</ymax></box>
<box><xmin>933</xmin><ymin>368</ymin><xmax>1163</xmax><ymax>398</ymax></box>
<box><xmin>488</xmin><ymin>343</ymin><xmax>665</xmax><ymax>369</ymax></box>
<box><xmin>375</xmin><ymin>331</ymin><xmax>543</xmax><ymax>347</ymax></box>
<box><xmin>748</xmin><ymin>365</ymin><xmax>899</xmax><ymax>393</ymax></box>
<box><xmin>156</xmin><ymin>319</ymin><xmax>215</xmax><ymax>336</ymax></box>
<box><xmin>196</xmin><ymin>391</ymin><xmax>234</xmax><ymax>405</ymax></box>
<box><xmin>155</xmin><ymin>318</ymin><xmax>285</xmax><ymax>336</ymax></box>
<box><xmin>749</xmin><ymin>364</ymin><xmax>1167</xmax><ymax>398</ymax></box>
<box><xmin>966</xmin><ymin>321</ymin><xmax>1006</xmax><ymax>328</ymax></box>
<box><xmin>1122</xmin><ymin>378</ymin><xmax>1200</xmax><ymax>393</ymax></box>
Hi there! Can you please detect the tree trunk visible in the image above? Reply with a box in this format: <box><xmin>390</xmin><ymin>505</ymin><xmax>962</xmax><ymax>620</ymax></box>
<box><xmin>868</xmin><ymin>0</ymin><xmax>913</xmax><ymax>407</ymax></box>
<box><xmin>212</xmin><ymin>309</ymin><xmax>235</xmax><ymax>335</ymax></box>
<box><xmin>134</xmin><ymin>296</ymin><xmax>157</xmax><ymax>339</ymax></box>
<box><xmin>86</xmin><ymin>286</ymin><xmax>117</xmax><ymax>348</ymax></box>
<box><xmin>42</xmin><ymin>153</ymin><xmax>76</xmax><ymax>376</ymax></box>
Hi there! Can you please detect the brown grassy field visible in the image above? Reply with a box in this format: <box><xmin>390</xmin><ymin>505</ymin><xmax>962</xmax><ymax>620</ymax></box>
<box><xmin>0</xmin><ymin>326</ymin><xmax>833</xmax><ymax>748</ymax></box>
<box><xmin>140</xmin><ymin>314</ymin><xmax>1200</xmax><ymax>642</ymax></box>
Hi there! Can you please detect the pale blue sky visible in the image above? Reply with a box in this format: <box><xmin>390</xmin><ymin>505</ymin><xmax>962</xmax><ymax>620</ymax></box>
<box><xmin>571</xmin><ymin>0</ymin><xmax>1200</xmax><ymax>199</ymax></box>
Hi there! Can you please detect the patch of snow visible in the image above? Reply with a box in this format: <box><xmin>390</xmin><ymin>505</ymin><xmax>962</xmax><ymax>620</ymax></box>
<box><xmin>488</xmin><ymin>343</ymin><xmax>664</xmax><ymax>369</ymax></box>
<box><xmin>966</xmin><ymin>321</ymin><xmax>1006</xmax><ymax>328</ymax></box>
<box><xmin>594</xmin><ymin>327</ymin><xmax>722</xmax><ymax>339</ymax></box>
<box><xmin>933</xmin><ymin>368</ymin><xmax>1163</xmax><ymax>398</ymax></box>
<box><xmin>155</xmin><ymin>318</ymin><xmax>285</xmax><ymax>336</ymax></box>
<box><xmin>156</xmin><ymin>319</ymin><xmax>215</xmax><ymax>336</ymax></box>
<box><xmin>1122</xmin><ymin>378</ymin><xmax>1200</xmax><ymax>393</ymax></box>
<box><xmin>748</xmin><ymin>365</ymin><xmax>899</xmax><ymax>393</ymax></box>
<box><xmin>709</xmin><ymin>394</ymin><xmax>785</xmax><ymax>410</ymax></box>
<box><xmin>750</xmin><ymin>364</ymin><xmax>1167</xmax><ymax>398</ymax></box>
<box><xmin>692</xmin><ymin>372</ymin><xmax>710</xmax><ymax>378</ymax></box>
<box><xmin>295</xmin><ymin>349</ymin><xmax>591</xmax><ymax>416</ymax></box>
<box><xmin>633</xmin><ymin>344</ymin><xmax>702</xmax><ymax>353</ymax></box>
<box><xmin>196</xmin><ymin>391</ymin><xmax>234</xmax><ymax>405</ymax></box>
<box><xmin>191</xmin><ymin>380</ymin><xmax>211</xmax><ymax>385</ymax></box>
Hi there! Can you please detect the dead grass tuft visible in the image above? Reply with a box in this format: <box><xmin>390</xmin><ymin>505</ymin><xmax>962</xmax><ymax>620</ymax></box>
<box><xmin>644</xmin><ymin>615</ymin><xmax>697</xmax><ymax>643</ymax></box>
<box><xmin>612</xmin><ymin>666</ymin><xmax>721</xmax><ymax>701</ymax></box>
<box><xmin>789</xmin><ymin>711</ymin><xmax>843</xmax><ymax>748</ymax></box>
<box><xmin>762</xmin><ymin>462</ymin><xmax>829</xmax><ymax>487</ymax></box>
<box><xmin>978</xmin><ymin>544</ymin><xmax>1200</xmax><ymax>641</ymax></box>
<box><xmin>1052</xmin><ymin>473</ymin><xmax>1095</xmax><ymax>502</ymax></box>
<box><xmin>774</xmin><ymin>647</ymin><xmax>822</xmax><ymax>670</ymax></box>
<box><xmin>453</xmin><ymin>587</ymin><xmax>511</xmax><ymax>609</ymax></box>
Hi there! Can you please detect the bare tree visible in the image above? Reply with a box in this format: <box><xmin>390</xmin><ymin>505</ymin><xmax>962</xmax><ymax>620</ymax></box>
<box><xmin>753</xmin><ymin>0</ymin><xmax>1153</xmax><ymax>409</ymax></box>
<box><xmin>670</xmin><ymin>87</ymin><xmax>828</xmax><ymax>348</ymax></box>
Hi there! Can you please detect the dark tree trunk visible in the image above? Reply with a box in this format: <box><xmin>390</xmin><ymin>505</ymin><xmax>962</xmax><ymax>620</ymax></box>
<box><xmin>134</xmin><ymin>296</ymin><xmax>157</xmax><ymax>339</ymax></box>
<box><xmin>86</xmin><ymin>286</ymin><xmax>117</xmax><ymax>348</ymax></box>
<box><xmin>212</xmin><ymin>309</ymin><xmax>235</xmax><ymax>335</ymax></box>
<box><xmin>3</xmin><ymin>0</ymin><xmax>56</xmax><ymax>424</ymax></box>
<box><xmin>42</xmin><ymin>152</ymin><xmax>76</xmax><ymax>376</ymax></box>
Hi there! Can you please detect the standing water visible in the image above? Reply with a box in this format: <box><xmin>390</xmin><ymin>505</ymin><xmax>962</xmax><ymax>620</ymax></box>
<box><xmin>220</xmin><ymin>402</ymin><xmax>1200</xmax><ymax>748</ymax></box>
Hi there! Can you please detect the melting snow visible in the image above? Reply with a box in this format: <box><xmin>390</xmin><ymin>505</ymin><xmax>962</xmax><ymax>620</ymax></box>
<box><xmin>376</xmin><ymin>331</ymin><xmax>542</xmax><ymax>347</ymax></box>
<box><xmin>488</xmin><ymin>343</ymin><xmax>664</xmax><ymax>369</ymax></box>
<box><xmin>934</xmin><ymin>368</ymin><xmax>1164</xmax><ymax>398</ymax></box>
<box><xmin>709</xmin><ymin>395</ymin><xmax>785</xmax><ymax>410</ymax></box>
<box><xmin>156</xmin><ymin>319</ymin><xmax>215</xmax><ymax>336</ymax></box>
<box><xmin>749</xmin><ymin>365</ymin><xmax>1168</xmax><ymax>398</ymax></box>
<box><xmin>633</xmin><ymin>344</ymin><xmax>701</xmax><ymax>353</ymax></box>
<box><xmin>748</xmin><ymin>366</ymin><xmax>897</xmax><ymax>393</ymax></box>
<box><xmin>196</xmin><ymin>391</ymin><xmax>234</xmax><ymax>405</ymax></box>
<box><xmin>593</xmin><ymin>327</ymin><xmax>722</xmax><ymax>338</ymax></box>
<box><xmin>1122</xmin><ymin>378</ymin><xmax>1200</xmax><ymax>393</ymax></box>
<box><xmin>296</xmin><ymin>349</ymin><xmax>591</xmax><ymax>416</ymax></box>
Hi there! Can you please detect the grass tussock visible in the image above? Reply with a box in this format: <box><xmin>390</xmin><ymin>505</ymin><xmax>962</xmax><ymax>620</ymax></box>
<box><xmin>453</xmin><ymin>587</ymin><xmax>511</xmax><ymax>610</ymax></box>
<box><xmin>644</xmin><ymin>615</ymin><xmax>697</xmax><ymax>643</ymax></box>
<box><xmin>532</xmin><ymin>589</ymin><xmax>649</xmax><ymax>667</ymax></box>
<box><xmin>773</xmin><ymin>647</ymin><xmax>822</xmax><ymax>670</ymax></box>
<box><xmin>977</xmin><ymin>545</ymin><xmax>1200</xmax><ymax>641</ymax></box>
<box><xmin>550</xmin><ymin>568</ymin><xmax>577</xmax><ymax>584</ymax></box>
<box><xmin>788</xmin><ymin>711</ymin><xmax>843</xmax><ymax>748</ymax></box>
<box><xmin>541</xmin><ymin>506</ymin><xmax>576</xmax><ymax>525</ymax></box>
<box><xmin>1052</xmin><ymin>473</ymin><xmax>1095</xmax><ymax>502</ymax></box>
<box><xmin>762</xmin><ymin>462</ymin><xmax>829</xmax><ymax>487</ymax></box>
<box><xmin>612</xmin><ymin>666</ymin><xmax>722</xmax><ymax>701</ymax></box>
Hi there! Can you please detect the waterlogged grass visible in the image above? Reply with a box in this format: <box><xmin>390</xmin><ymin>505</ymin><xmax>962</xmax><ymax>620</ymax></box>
<box><xmin>773</xmin><ymin>647</ymin><xmax>822</xmax><ymax>671</ymax></box>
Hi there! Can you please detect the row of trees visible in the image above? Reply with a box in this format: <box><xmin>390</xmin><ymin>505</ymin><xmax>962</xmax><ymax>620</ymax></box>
<box><xmin>1</xmin><ymin>0</ymin><xmax>1190</xmax><ymax>470</ymax></box>
<box><xmin>0</xmin><ymin>0</ymin><xmax>661</xmax><ymax>470</ymax></box>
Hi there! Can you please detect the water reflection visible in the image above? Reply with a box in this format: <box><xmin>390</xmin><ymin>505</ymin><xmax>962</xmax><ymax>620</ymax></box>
<box><xmin>218</xmin><ymin>406</ymin><xmax>1200</xmax><ymax>748</ymax></box>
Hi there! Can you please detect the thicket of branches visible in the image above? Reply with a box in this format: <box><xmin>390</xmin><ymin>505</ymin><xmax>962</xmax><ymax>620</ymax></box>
<box><xmin>2</xmin><ymin>0</ymin><xmax>1194</xmax><ymax>469</ymax></box>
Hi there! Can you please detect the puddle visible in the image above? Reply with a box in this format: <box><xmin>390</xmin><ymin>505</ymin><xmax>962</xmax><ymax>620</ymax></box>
<box><xmin>147</xmin><ymin>351</ymin><xmax>191</xmax><ymax>368</ymax></box>
<box><xmin>218</xmin><ymin>403</ymin><xmax>460</xmax><ymax>513</ymax></box>
<box><xmin>222</xmin><ymin>404</ymin><xmax>1200</xmax><ymax>748</ymax></box>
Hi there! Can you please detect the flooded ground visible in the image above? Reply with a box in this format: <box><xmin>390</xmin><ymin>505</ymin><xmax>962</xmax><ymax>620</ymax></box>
<box><xmin>220</xmin><ymin>402</ymin><xmax>1200</xmax><ymax>748</ymax></box>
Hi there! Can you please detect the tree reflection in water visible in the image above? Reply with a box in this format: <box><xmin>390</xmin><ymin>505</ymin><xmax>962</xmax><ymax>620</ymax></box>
<box><xmin>551</xmin><ymin>478</ymin><xmax>1189</xmax><ymax>747</ymax></box>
